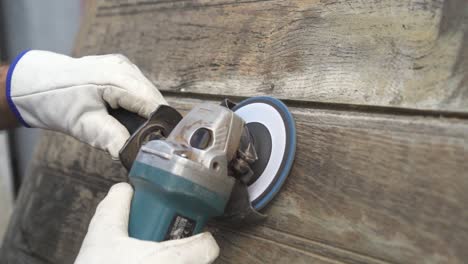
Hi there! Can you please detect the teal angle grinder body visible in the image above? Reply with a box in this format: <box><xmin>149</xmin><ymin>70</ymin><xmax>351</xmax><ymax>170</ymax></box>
<box><xmin>128</xmin><ymin>158</ymin><xmax>230</xmax><ymax>240</ymax></box>
<box><xmin>116</xmin><ymin>97</ymin><xmax>296</xmax><ymax>242</ymax></box>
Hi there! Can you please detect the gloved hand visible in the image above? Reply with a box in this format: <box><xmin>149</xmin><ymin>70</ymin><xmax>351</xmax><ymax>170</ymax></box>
<box><xmin>6</xmin><ymin>50</ymin><xmax>167</xmax><ymax>158</ymax></box>
<box><xmin>75</xmin><ymin>183</ymin><xmax>219</xmax><ymax>264</ymax></box>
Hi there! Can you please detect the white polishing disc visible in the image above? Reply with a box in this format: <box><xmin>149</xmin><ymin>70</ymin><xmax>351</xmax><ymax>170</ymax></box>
<box><xmin>233</xmin><ymin>97</ymin><xmax>296</xmax><ymax>210</ymax></box>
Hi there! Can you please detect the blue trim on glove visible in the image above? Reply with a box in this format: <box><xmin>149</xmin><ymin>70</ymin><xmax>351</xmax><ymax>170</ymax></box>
<box><xmin>6</xmin><ymin>50</ymin><xmax>31</xmax><ymax>127</ymax></box>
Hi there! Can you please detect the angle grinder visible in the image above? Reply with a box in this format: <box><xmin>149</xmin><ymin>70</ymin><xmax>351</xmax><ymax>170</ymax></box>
<box><xmin>111</xmin><ymin>96</ymin><xmax>296</xmax><ymax>241</ymax></box>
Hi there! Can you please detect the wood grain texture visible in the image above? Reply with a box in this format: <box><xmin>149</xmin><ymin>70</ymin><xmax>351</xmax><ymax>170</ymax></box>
<box><xmin>75</xmin><ymin>0</ymin><xmax>468</xmax><ymax>112</ymax></box>
<box><xmin>2</xmin><ymin>1</ymin><xmax>467</xmax><ymax>263</ymax></box>
<box><xmin>1</xmin><ymin>96</ymin><xmax>467</xmax><ymax>264</ymax></box>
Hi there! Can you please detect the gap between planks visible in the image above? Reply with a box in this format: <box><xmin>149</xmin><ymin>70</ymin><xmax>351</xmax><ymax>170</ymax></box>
<box><xmin>215</xmin><ymin>224</ymin><xmax>395</xmax><ymax>264</ymax></box>
<box><xmin>215</xmin><ymin>225</ymin><xmax>392</xmax><ymax>264</ymax></box>
<box><xmin>96</xmin><ymin>0</ymin><xmax>277</xmax><ymax>13</ymax></box>
<box><xmin>162</xmin><ymin>91</ymin><xmax>468</xmax><ymax>120</ymax></box>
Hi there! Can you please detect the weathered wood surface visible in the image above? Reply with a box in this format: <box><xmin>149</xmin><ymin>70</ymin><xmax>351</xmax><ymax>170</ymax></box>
<box><xmin>1</xmin><ymin>96</ymin><xmax>468</xmax><ymax>264</ymax></box>
<box><xmin>75</xmin><ymin>0</ymin><xmax>468</xmax><ymax>112</ymax></box>
<box><xmin>2</xmin><ymin>0</ymin><xmax>468</xmax><ymax>263</ymax></box>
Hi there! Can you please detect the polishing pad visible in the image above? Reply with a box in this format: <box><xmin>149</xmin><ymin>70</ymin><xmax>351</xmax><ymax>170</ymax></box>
<box><xmin>233</xmin><ymin>97</ymin><xmax>296</xmax><ymax>210</ymax></box>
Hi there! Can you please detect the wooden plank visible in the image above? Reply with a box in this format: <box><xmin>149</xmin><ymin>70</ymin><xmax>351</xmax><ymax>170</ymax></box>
<box><xmin>75</xmin><ymin>0</ymin><xmax>468</xmax><ymax>112</ymax></box>
<box><xmin>1</xmin><ymin>96</ymin><xmax>467</xmax><ymax>263</ymax></box>
<box><xmin>173</xmin><ymin>97</ymin><xmax>468</xmax><ymax>264</ymax></box>
<box><xmin>211</xmin><ymin>228</ymin><xmax>341</xmax><ymax>264</ymax></box>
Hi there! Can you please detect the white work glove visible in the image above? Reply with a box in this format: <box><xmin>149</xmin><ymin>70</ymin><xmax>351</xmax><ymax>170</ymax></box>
<box><xmin>75</xmin><ymin>183</ymin><xmax>219</xmax><ymax>264</ymax></box>
<box><xmin>6</xmin><ymin>50</ymin><xmax>167</xmax><ymax>158</ymax></box>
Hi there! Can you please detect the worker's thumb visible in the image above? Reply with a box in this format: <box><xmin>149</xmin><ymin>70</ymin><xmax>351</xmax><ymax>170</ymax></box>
<box><xmin>87</xmin><ymin>182</ymin><xmax>133</xmax><ymax>238</ymax></box>
<box><xmin>138</xmin><ymin>232</ymin><xmax>220</xmax><ymax>264</ymax></box>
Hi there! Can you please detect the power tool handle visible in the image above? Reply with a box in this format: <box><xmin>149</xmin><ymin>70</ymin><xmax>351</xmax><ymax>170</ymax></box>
<box><xmin>108</xmin><ymin>107</ymin><xmax>147</xmax><ymax>135</ymax></box>
<box><xmin>129</xmin><ymin>174</ymin><xmax>208</xmax><ymax>242</ymax></box>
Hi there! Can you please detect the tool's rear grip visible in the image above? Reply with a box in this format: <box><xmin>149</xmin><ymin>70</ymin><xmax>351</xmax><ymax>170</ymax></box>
<box><xmin>129</xmin><ymin>179</ymin><xmax>173</xmax><ymax>241</ymax></box>
<box><xmin>129</xmin><ymin>178</ymin><xmax>209</xmax><ymax>241</ymax></box>
<box><xmin>129</xmin><ymin>179</ymin><xmax>204</xmax><ymax>241</ymax></box>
